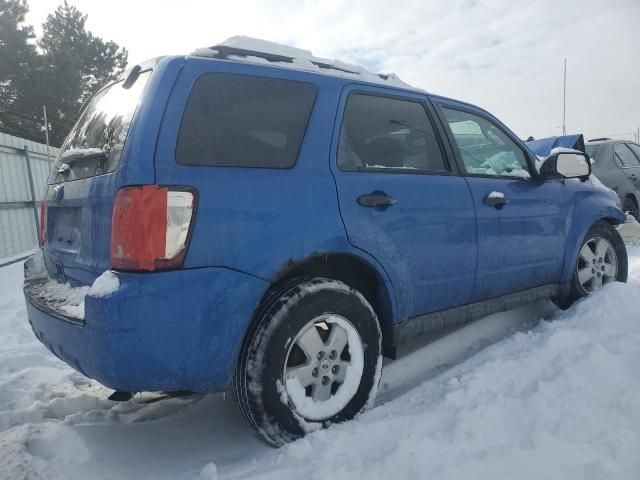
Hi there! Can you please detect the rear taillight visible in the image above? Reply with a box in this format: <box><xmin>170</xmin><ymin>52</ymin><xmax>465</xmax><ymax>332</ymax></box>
<box><xmin>110</xmin><ymin>185</ymin><xmax>196</xmax><ymax>271</ymax></box>
<box><xmin>39</xmin><ymin>201</ymin><xmax>47</xmax><ymax>247</ymax></box>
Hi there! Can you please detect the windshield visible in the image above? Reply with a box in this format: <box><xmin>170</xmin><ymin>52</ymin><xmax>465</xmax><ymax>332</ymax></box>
<box><xmin>48</xmin><ymin>70</ymin><xmax>151</xmax><ymax>184</ymax></box>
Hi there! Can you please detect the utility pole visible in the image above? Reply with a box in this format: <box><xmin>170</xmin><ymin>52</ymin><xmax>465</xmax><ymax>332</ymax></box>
<box><xmin>42</xmin><ymin>105</ymin><xmax>51</xmax><ymax>159</ymax></box>
<box><xmin>562</xmin><ymin>59</ymin><xmax>567</xmax><ymax>137</ymax></box>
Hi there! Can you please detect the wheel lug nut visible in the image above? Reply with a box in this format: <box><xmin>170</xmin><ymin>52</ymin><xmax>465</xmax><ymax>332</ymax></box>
<box><xmin>329</xmin><ymin>350</ymin><xmax>337</xmax><ymax>360</ymax></box>
<box><xmin>317</xmin><ymin>351</ymin><xmax>325</xmax><ymax>360</ymax></box>
<box><xmin>312</xmin><ymin>367</ymin><xmax>319</xmax><ymax>377</ymax></box>
<box><xmin>322</xmin><ymin>376</ymin><xmax>330</xmax><ymax>385</ymax></box>
<box><xmin>332</xmin><ymin>365</ymin><xmax>339</xmax><ymax>374</ymax></box>
<box><xmin>592</xmin><ymin>268</ymin><xmax>596</xmax><ymax>274</ymax></box>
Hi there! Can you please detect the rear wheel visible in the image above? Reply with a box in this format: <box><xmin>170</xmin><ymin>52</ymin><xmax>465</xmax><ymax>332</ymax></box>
<box><xmin>555</xmin><ymin>221</ymin><xmax>627</xmax><ymax>309</ymax></box>
<box><xmin>232</xmin><ymin>278</ymin><xmax>382</xmax><ymax>446</ymax></box>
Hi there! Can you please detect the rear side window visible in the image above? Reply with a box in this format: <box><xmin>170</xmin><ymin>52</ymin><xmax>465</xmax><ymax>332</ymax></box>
<box><xmin>337</xmin><ymin>93</ymin><xmax>447</xmax><ymax>172</ymax></box>
<box><xmin>176</xmin><ymin>73</ymin><xmax>316</xmax><ymax>168</ymax></box>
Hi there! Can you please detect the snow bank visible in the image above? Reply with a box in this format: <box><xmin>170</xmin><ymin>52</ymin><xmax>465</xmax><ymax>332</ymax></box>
<box><xmin>251</xmin><ymin>282</ymin><xmax>640</xmax><ymax>480</ymax></box>
<box><xmin>2</xmin><ymin>243</ymin><xmax>640</xmax><ymax>479</ymax></box>
<box><xmin>193</xmin><ymin>36</ymin><xmax>414</xmax><ymax>90</ymax></box>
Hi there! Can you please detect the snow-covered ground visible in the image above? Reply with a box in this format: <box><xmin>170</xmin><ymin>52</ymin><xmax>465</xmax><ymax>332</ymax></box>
<box><xmin>1</xmin><ymin>242</ymin><xmax>640</xmax><ymax>479</ymax></box>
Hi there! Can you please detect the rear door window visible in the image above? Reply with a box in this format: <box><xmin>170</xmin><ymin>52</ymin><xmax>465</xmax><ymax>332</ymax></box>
<box><xmin>176</xmin><ymin>73</ymin><xmax>316</xmax><ymax>168</ymax></box>
<box><xmin>337</xmin><ymin>93</ymin><xmax>447</xmax><ymax>172</ymax></box>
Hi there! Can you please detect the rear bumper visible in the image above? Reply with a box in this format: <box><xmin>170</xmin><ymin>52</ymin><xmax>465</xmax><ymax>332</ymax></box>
<box><xmin>25</xmin><ymin>266</ymin><xmax>268</xmax><ymax>392</ymax></box>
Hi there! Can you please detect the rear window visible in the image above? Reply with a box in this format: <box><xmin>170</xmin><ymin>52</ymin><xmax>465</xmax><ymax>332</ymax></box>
<box><xmin>176</xmin><ymin>73</ymin><xmax>316</xmax><ymax>168</ymax></box>
<box><xmin>49</xmin><ymin>70</ymin><xmax>151</xmax><ymax>184</ymax></box>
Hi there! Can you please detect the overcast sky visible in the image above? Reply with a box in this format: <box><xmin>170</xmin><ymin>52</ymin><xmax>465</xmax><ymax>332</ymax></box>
<box><xmin>26</xmin><ymin>0</ymin><xmax>640</xmax><ymax>141</ymax></box>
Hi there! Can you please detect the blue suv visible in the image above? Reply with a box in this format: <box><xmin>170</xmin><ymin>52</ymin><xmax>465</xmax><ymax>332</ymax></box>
<box><xmin>23</xmin><ymin>41</ymin><xmax>627</xmax><ymax>446</ymax></box>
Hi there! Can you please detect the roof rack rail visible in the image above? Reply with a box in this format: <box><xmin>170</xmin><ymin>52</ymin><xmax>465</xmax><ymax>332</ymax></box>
<box><xmin>198</xmin><ymin>45</ymin><xmax>391</xmax><ymax>80</ymax></box>
<box><xmin>588</xmin><ymin>137</ymin><xmax>612</xmax><ymax>142</ymax></box>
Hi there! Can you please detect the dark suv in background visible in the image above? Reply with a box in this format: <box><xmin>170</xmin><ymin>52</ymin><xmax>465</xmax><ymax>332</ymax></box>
<box><xmin>586</xmin><ymin>139</ymin><xmax>640</xmax><ymax>219</ymax></box>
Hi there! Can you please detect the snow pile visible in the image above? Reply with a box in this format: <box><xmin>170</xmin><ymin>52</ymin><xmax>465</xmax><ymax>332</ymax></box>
<box><xmin>87</xmin><ymin>271</ymin><xmax>119</xmax><ymax>298</ymax></box>
<box><xmin>192</xmin><ymin>36</ymin><xmax>413</xmax><ymax>90</ymax></box>
<box><xmin>24</xmin><ymin>252</ymin><xmax>119</xmax><ymax>320</ymax></box>
<box><xmin>1</xmin><ymin>241</ymin><xmax>640</xmax><ymax>479</ymax></box>
<box><xmin>30</xmin><ymin>277</ymin><xmax>90</xmax><ymax>320</ymax></box>
<box><xmin>24</xmin><ymin>249</ymin><xmax>47</xmax><ymax>280</ymax></box>
<box><xmin>254</xmin><ymin>282</ymin><xmax>640</xmax><ymax>480</ymax></box>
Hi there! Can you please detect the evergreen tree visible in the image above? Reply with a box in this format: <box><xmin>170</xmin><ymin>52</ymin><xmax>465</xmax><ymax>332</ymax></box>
<box><xmin>38</xmin><ymin>1</ymin><xmax>128</xmax><ymax>146</ymax></box>
<box><xmin>0</xmin><ymin>1</ymin><xmax>128</xmax><ymax>146</ymax></box>
<box><xmin>0</xmin><ymin>0</ymin><xmax>42</xmax><ymax>142</ymax></box>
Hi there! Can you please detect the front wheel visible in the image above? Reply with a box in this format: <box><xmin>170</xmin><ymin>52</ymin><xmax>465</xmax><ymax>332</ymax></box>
<box><xmin>232</xmin><ymin>278</ymin><xmax>382</xmax><ymax>446</ymax></box>
<box><xmin>555</xmin><ymin>221</ymin><xmax>627</xmax><ymax>309</ymax></box>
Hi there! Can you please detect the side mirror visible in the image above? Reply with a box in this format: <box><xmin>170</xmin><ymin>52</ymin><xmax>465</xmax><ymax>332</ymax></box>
<box><xmin>540</xmin><ymin>151</ymin><xmax>591</xmax><ymax>180</ymax></box>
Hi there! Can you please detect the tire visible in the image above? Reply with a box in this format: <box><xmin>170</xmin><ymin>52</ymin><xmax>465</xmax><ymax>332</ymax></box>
<box><xmin>232</xmin><ymin>278</ymin><xmax>382</xmax><ymax>446</ymax></box>
<box><xmin>555</xmin><ymin>220</ymin><xmax>627</xmax><ymax>309</ymax></box>
<box><xmin>623</xmin><ymin>196</ymin><xmax>639</xmax><ymax>221</ymax></box>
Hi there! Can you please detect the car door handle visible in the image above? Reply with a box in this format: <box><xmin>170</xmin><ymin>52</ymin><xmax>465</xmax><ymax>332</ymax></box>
<box><xmin>630</xmin><ymin>174</ymin><xmax>637</xmax><ymax>180</ymax></box>
<box><xmin>357</xmin><ymin>193</ymin><xmax>397</xmax><ymax>208</ymax></box>
<box><xmin>483</xmin><ymin>192</ymin><xmax>508</xmax><ymax>208</ymax></box>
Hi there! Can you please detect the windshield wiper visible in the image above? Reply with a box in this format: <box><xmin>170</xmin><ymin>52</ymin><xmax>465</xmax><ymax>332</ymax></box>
<box><xmin>57</xmin><ymin>148</ymin><xmax>107</xmax><ymax>175</ymax></box>
<box><xmin>59</xmin><ymin>148</ymin><xmax>107</xmax><ymax>165</ymax></box>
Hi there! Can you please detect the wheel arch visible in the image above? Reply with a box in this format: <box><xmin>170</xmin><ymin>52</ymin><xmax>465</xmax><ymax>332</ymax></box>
<box><xmin>561</xmin><ymin>208</ymin><xmax>625</xmax><ymax>283</ymax></box>
<box><xmin>271</xmin><ymin>252</ymin><xmax>397</xmax><ymax>332</ymax></box>
<box><xmin>234</xmin><ymin>252</ymin><xmax>398</xmax><ymax>369</ymax></box>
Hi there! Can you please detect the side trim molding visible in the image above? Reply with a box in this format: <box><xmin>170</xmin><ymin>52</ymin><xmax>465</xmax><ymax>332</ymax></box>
<box><xmin>383</xmin><ymin>283</ymin><xmax>560</xmax><ymax>353</ymax></box>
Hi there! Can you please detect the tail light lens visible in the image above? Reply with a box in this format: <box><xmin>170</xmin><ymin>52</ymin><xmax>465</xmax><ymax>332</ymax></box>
<box><xmin>39</xmin><ymin>201</ymin><xmax>47</xmax><ymax>247</ymax></box>
<box><xmin>111</xmin><ymin>185</ymin><xmax>196</xmax><ymax>271</ymax></box>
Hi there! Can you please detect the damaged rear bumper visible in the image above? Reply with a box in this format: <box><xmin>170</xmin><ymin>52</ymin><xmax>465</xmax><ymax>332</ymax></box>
<box><xmin>24</xmin><ymin>264</ymin><xmax>268</xmax><ymax>393</ymax></box>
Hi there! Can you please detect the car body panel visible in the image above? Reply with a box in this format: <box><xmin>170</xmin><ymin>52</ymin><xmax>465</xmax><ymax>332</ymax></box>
<box><xmin>329</xmin><ymin>85</ymin><xmax>477</xmax><ymax>319</ymax></box>
<box><xmin>430</xmin><ymin>97</ymin><xmax>568</xmax><ymax>300</ymax></box>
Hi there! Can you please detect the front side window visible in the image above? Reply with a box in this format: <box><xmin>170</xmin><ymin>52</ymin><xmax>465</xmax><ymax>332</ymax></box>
<box><xmin>337</xmin><ymin>93</ymin><xmax>447</xmax><ymax>173</ymax></box>
<box><xmin>176</xmin><ymin>73</ymin><xmax>316</xmax><ymax>168</ymax></box>
<box><xmin>441</xmin><ymin>107</ymin><xmax>530</xmax><ymax>178</ymax></box>
<box><xmin>617</xmin><ymin>143</ymin><xmax>640</xmax><ymax>167</ymax></box>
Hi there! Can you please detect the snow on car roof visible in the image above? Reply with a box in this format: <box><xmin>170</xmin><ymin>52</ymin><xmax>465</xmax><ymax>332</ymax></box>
<box><xmin>191</xmin><ymin>36</ymin><xmax>416</xmax><ymax>90</ymax></box>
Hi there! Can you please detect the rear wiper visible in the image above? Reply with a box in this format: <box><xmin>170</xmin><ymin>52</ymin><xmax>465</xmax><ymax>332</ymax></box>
<box><xmin>57</xmin><ymin>148</ymin><xmax>107</xmax><ymax>174</ymax></box>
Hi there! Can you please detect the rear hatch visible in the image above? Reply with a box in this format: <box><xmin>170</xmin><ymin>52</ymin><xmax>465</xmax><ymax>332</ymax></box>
<box><xmin>42</xmin><ymin>69</ymin><xmax>152</xmax><ymax>285</ymax></box>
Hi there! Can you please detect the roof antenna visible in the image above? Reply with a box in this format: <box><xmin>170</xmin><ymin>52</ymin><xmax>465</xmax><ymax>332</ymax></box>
<box><xmin>562</xmin><ymin>58</ymin><xmax>567</xmax><ymax>137</ymax></box>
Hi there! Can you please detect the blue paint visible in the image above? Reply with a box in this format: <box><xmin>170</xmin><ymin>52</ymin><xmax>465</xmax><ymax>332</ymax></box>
<box><xmin>25</xmin><ymin>54</ymin><xmax>626</xmax><ymax>393</ymax></box>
